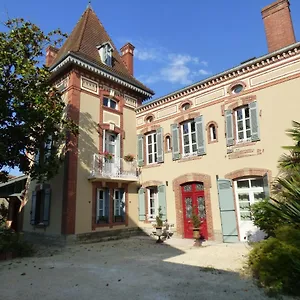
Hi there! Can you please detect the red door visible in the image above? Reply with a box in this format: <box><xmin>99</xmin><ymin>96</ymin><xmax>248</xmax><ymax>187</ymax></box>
<box><xmin>181</xmin><ymin>182</ymin><xmax>208</xmax><ymax>239</ymax></box>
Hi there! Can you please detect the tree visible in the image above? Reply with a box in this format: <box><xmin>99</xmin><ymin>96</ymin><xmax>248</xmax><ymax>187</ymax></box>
<box><xmin>0</xmin><ymin>18</ymin><xmax>78</xmax><ymax>183</ymax></box>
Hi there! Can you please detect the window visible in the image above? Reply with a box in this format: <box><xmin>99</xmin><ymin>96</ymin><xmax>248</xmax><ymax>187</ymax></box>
<box><xmin>147</xmin><ymin>187</ymin><xmax>158</xmax><ymax>220</ymax></box>
<box><xmin>35</xmin><ymin>190</ymin><xmax>45</xmax><ymax>225</ymax></box>
<box><xmin>98</xmin><ymin>42</ymin><xmax>113</xmax><ymax>67</ymax></box>
<box><xmin>165</xmin><ymin>135</ymin><xmax>171</xmax><ymax>152</ymax></box>
<box><xmin>209</xmin><ymin>124</ymin><xmax>217</xmax><ymax>142</ymax></box>
<box><xmin>30</xmin><ymin>188</ymin><xmax>51</xmax><ymax>226</ymax></box>
<box><xmin>181</xmin><ymin>103</ymin><xmax>191</xmax><ymax>111</ymax></box>
<box><xmin>146</xmin><ymin>132</ymin><xmax>157</xmax><ymax>164</ymax></box>
<box><xmin>235</xmin><ymin>178</ymin><xmax>264</xmax><ymax>221</ymax></box>
<box><xmin>146</xmin><ymin>116</ymin><xmax>153</xmax><ymax>123</ymax></box>
<box><xmin>231</xmin><ymin>84</ymin><xmax>244</xmax><ymax>94</ymax></box>
<box><xmin>96</xmin><ymin>189</ymin><xmax>108</xmax><ymax>224</ymax></box>
<box><xmin>235</xmin><ymin>106</ymin><xmax>251</xmax><ymax>143</ymax></box>
<box><xmin>113</xmin><ymin>189</ymin><xmax>125</xmax><ymax>222</ymax></box>
<box><xmin>181</xmin><ymin>120</ymin><xmax>197</xmax><ymax>157</ymax></box>
<box><xmin>103</xmin><ymin>97</ymin><xmax>117</xmax><ymax>109</ymax></box>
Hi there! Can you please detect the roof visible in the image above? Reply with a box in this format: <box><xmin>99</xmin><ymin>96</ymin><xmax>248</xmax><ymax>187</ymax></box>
<box><xmin>137</xmin><ymin>41</ymin><xmax>300</xmax><ymax>112</ymax></box>
<box><xmin>51</xmin><ymin>7</ymin><xmax>154</xmax><ymax>96</ymax></box>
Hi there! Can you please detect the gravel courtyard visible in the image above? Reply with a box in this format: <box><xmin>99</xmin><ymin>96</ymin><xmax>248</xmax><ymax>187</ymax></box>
<box><xmin>0</xmin><ymin>236</ymin><xmax>295</xmax><ymax>300</ymax></box>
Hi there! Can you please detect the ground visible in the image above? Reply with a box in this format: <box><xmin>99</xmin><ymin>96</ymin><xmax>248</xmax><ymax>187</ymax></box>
<box><xmin>0</xmin><ymin>236</ymin><xmax>295</xmax><ymax>299</ymax></box>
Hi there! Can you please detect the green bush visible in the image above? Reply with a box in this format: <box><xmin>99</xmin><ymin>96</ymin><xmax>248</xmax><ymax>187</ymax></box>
<box><xmin>248</xmin><ymin>226</ymin><xmax>300</xmax><ymax>296</ymax></box>
<box><xmin>251</xmin><ymin>199</ymin><xmax>285</xmax><ymax>237</ymax></box>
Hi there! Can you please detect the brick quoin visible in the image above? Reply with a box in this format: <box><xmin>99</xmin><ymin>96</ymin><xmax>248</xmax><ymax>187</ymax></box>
<box><xmin>172</xmin><ymin>173</ymin><xmax>214</xmax><ymax>240</ymax></box>
<box><xmin>262</xmin><ymin>0</ymin><xmax>296</xmax><ymax>53</ymax></box>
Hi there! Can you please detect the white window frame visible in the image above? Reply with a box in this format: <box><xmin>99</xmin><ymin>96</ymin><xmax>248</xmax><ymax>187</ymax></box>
<box><xmin>166</xmin><ymin>136</ymin><xmax>171</xmax><ymax>152</ymax></box>
<box><xmin>96</xmin><ymin>188</ymin><xmax>105</xmax><ymax>220</ymax></box>
<box><xmin>113</xmin><ymin>189</ymin><xmax>122</xmax><ymax>216</ymax></box>
<box><xmin>103</xmin><ymin>97</ymin><xmax>118</xmax><ymax>109</ymax></box>
<box><xmin>234</xmin><ymin>178</ymin><xmax>264</xmax><ymax>223</ymax></box>
<box><xmin>235</xmin><ymin>106</ymin><xmax>251</xmax><ymax>143</ymax></box>
<box><xmin>147</xmin><ymin>187</ymin><xmax>158</xmax><ymax>220</ymax></box>
<box><xmin>181</xmin><ymin>120</ymin><xmax>197</xmax><ymax>157</ymax></box>
<box><xmin>146</xmin><ymin>132</ymin><xmax>158</xmax><ymax>164</ymax></box>
<box><xmin>209</xmin><ymin>125</ymin><xmax>217</xmax><ymax>141</ymax></box>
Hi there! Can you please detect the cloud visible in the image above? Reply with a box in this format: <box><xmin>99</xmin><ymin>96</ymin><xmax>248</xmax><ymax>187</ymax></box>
<box><xmin>134</xmin><ymin>48</ymin><xmax>159</xmax><ymax>61</ymax></box>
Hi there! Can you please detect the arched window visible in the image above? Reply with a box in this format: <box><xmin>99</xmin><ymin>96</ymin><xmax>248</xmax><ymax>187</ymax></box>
<box><xmin>206</xmin><ymin>121</ymin><xmax>218</xmax><ymax>143</ymax></box>
<box><xmin>165</xmin><ymin>135</ymin><xmax>171</xmax><ymax>152</ymax></box>
<box><xmin>145</xmin><ymin>115</ymin><xmax>154</xmax><ymax>123</ymax></box>
<box><xmin>181</xmin><ymin>103</ymin><xmax>191</xmax><ymax>111</ymax></box>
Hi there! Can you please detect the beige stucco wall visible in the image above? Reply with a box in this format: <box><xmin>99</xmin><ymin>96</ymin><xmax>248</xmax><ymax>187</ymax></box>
<box><xmin>123</xmin><ymin>106</ymin><xmax>137</xmax><ymax>158</ymax></box>
<box><xmin>137</xmin><ymin>74</ymin><xmax>300</xmax><ymax>237</ymax></box>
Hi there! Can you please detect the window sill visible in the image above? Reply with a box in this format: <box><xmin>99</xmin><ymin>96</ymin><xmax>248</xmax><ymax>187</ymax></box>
<box><xmin>178</xmin><ymin>155</ymin><xmax>203</xmax><ymax>163</ymax></box>
<box><xmin>142</xmin><ymin>163</ymin><xmax>162</xmax><ymax>169</ymax></box>
<box><xmin>94</xmin><ymin>223</ymin><xmax>110</xmax><ymax>228</ymax></box>
<box><xmin>232</xmin><ymin>141</ymin><xmax>258</xmax><ymax>148</ymax></box>
<box><xmin>112</xmin><ymin>222</ymin><xmax>126</xmax><ymax>226</ymax></box>
<box><xmin>102</xmin><ymin>106</ymin><xmax>122</xmax><ymax>115</ymax></box>
<box><xmin>34</xmin><ymin>223</ymin><xmax>48</xmax><ymax>228</ymax></box>
<box><xmin>208</xmin><ymin>140</ymin><xmax>218</xmax><ymax>144</ymax></box>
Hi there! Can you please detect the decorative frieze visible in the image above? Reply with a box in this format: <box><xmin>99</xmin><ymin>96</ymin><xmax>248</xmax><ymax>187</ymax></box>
<box><xmin>56</xmin><ymin>77</ymin><xmax>68</xmax><ymax>92</ymax></box>
<box><xmin>124</xmin><ymin>95</ymin><xmax>137</xmax><ymax>108</ymax></box>
<box><xmin>81</xmin><ymin>77</ymin><xmax>98</xmax><ymax>94</ymax></box>
<box><xmin>100</xmin><ymin>84</ymin><xmax>123</xmax><ymax>98</ymax></box>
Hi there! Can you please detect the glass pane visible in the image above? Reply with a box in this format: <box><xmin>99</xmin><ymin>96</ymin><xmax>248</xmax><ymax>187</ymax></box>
<box><xmin>238</xmin><ymin>132</ymin><xmax>244</xmax><ymax>140</ymax></box>
<box><xmin>245</xmin><ymin>108</ymin><xmax>250</xmax><ymax>118</ymax></box>
<box><xmin>246</xmin><ymin>130</ymin><xmax>251</xmax><ymax>138</ymax></box>
<box><xmin>115</xmin><ymin>190</ymin><xmax>119</xmax><ymax>199</ymax></box>
<box><xmin>237</xmin><ymin>180</ymin><xmax>250</xmax><ymax>189</ymax></box>
<box><xmin>185</xmin><ymin>197</ymin><xmax>192</xmax><ymax>218</ymax></box>
<box><xmin>154</xmin><ymin>143</ymin><xmax>157</xmax><ymax>152</ymax></box>
<box><xmin>236</xmin><ymin>109</ymin><xmax>243</xmax><ymax>120</ymax></box>
<box><xmin>182</xmin><ymin>123</ymin><xmax>189</xmax><ymax>134</ymax></box>
<box><xmin>147</xmin><ymin>135</ymin><xmax>152</xmax><ymax>144</ymax></box>
<box><xmin>184</xmin><ymin>145</ymin><xmax>190</xmax><ymax>154</ymax></box>
<box><xmin>154</xmin><ymin>134</ymin><xmax>157</xmax><ymax>143</ymax></box>
<box><xmin>183</xmin><ymin>184</ymin><xmax>192</xmax><ymax>192</ymax></box>
<box><xmin>148</xmin><ymin>155</ymin><xmax>152</xmax><ymax>164</ymax></box>
<box><xmin>246</xmin><ymin>119</ymin><xmax>250</xmax><ymax>129</ymax></box>
<box><xmin>154</xmin><ymin>153</ymin><xmax>157</xmax><ymax>162</ymax></box>
<box><xmin>240</xmin><ymin>212</ymin><xmax>251</xmax><ymax>221</ymax></box>
<box><xmin>192</xmin><ymin>144</ymin><xmax>197</xmax><ymax>152</ymax></box>
<box><xmin>251</xmin><ymin>178</ymin><xmax>263</xmax><ymax>188</ymax></box>
<box><xmin>99</xmin><ymin>190</ymin><xmax>104</xmax><ymax>199</ymax></box>
<box><xmin>183</xmin><ymin>135</ymin><xmax>189</xmax><ymax>145</ymax></box>
<box><xmin>103</xmin><ymin>98</ymin><xmax>109</xmax><ymax>106</ymax></box>
<box><xmin>254</xmin><ymin>192</ymin><xmax>265</xmax><ymax>201</ymax></box>
<box><xmin>191</xmin><ymin>121</ymin><xmax>196</xmax><ymax>132</ymax></box>
<box><xmin>238</xmin><ymin>193</ymin><xmax>250</xmax><ymax>202</ymax></box>
<box><xmin>148</xmin><ymin>145</ymin><xmax>152</xmax><ymax>154</ymax></box>
<box><xmin>191</xmin><ymin>133</ymin><xmax>196</xmax><ymax>143</ymax></box>
<box><xmin>239</xmin><ymin>202</ymin><xmax>250</xmax><ymax>211</ymax></box>
<box><xmin>197</xmin><ymin>196</ymin><xmax>206</xmax><ymax>218</ymax></box>
<box><xmin>232</xmin><ymin>84</ymin><xmax>243</xmax><ymax>94</ymax></box>
<box><xmin>238</xmin><ymin>121</ymin><xmax>244</xmax><ymax>131</ymax></box>
<box><xmin>110</xmin><ymin>100</ymin><xmax>117</xmax><ymax>109</ymax></box>
<box><xmin>196</xmin><ymin>183</ymin><xmax>204</xmax><ymax>191</ymax></box>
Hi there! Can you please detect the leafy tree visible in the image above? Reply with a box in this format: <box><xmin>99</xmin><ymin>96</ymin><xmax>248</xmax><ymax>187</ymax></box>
<box><xmin>0</xmin><ymin>18</ymin><xmax>78</xmax><ymax>183</ymax></box>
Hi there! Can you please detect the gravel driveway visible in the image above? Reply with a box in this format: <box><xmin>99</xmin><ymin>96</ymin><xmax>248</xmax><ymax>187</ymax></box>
<box><xmin>0</xmin><ymin>236</ymin><xmax>295</xmax><ymax>299</ymax></box>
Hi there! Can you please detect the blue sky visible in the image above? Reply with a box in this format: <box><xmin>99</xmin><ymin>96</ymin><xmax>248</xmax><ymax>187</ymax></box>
<box><xmin>1</xmin><ymin>0</ymin><xmax>300</xmax><ymax>175</ymax></box>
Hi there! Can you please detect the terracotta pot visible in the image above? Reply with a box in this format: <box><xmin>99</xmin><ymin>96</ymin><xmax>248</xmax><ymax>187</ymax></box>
<box><xmin>193</xmin><ymin>228</ymin><xmax>200</xmax><ymax>239</ymax></box>
<box><xmin>156</xmin><ymin>227</ymin><xmax>162</xmax><ymax>236</ymax></box>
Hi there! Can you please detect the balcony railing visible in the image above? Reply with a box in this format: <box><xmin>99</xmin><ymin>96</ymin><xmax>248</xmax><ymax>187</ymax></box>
<box><xmin>90</xmin><ymin>154</ymin><xmax>138</xmax><ymax>181</ymax></box>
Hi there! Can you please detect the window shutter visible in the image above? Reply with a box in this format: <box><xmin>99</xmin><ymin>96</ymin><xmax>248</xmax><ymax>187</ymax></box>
<box><xmin>225</xmin><ymin>109</ymin><xmax>234</xmax><ymax>146</ymax></box>
<box><xmin>249</xmin><ymin>101</ymin><xmax>260</xmax><ymax>141</ymax></box>
<box><xmin>217</xmin><ymin>179</ymin><xmax>239</xmax><ymax>242</ymax></box>
<box><xmin>104</xmin><ymin>188</ymin><xmax>110</xmax><ymax>219</ymax></box>
<box><xmin>171</xmin><ymin>124</ymin><xmax>180</xmax><ymax>160</ymax></box>
<box><xmin>158</xmin><ymin>185</ymin><xmax>167</xmax><ymax>221</ymax></box>
<box><xmin>45</xmin><ymin>136</ymin><xmax>52</xmax><ymax>160</ymax></box>
<box><xmin>138</xmin><ymin>188</ymin><xmax>146</xmax><ymax>221</ymax></box>
<box><xmin>137</xmin><ymin>134</ymin><xmax>144</xmax><ymax>167</ymax></box>
<box><xmin>43</xmin><ymin>188</ymin><xmax>51</xmax><ymax>226</ymax></box>
<box><xmin>116</xmin><ymin>134</ymin><xmax>120</xmax><ymax>159</ymax></box>
<box><xmin>195</xmin><ymin>115</ymin><xmax>206</xmax><ymax>155</ymax></box>
<box><xmin>30</xmin><ymin>191</ymin><xmax>37</xmax><ymax>225</ymax></box>
<box><xmin>120</xmin><ymin>189</ymin><xmax>125</xmax><ymax>218</ymax></box>
<box><xmin>156</xmin><ymin>127</ymin><xmax>164</xmax><ymax>163</ymax></box>
<box><xmin>263</xmin><ymin>173</ymin><xmax>270</xmax><ymax>199</ymax></box>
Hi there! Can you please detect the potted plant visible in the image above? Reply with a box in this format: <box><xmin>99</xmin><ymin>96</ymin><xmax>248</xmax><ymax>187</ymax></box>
<box><xmin>155</xmin><ymin>206</ymin><xmax>164</xmax><ymax>237</ymax></box>
<box><xmin>103</xmin><ymin>151</ymin><xmax>114</xmax><ymax>160</ymax></box>
<box><xmin>97</xmin><ymin>216</ymin><xmax>108</xmax><ymax>224</ymax></box>
<box><xmin>191</xmin><ymin>206</ymin><xmax>201</xmax><ymax>240</ymax></box>
<box><xmin>124</xmin><ymin>154</ymin><xmax>135</xmax><ymax>162</ymax></box>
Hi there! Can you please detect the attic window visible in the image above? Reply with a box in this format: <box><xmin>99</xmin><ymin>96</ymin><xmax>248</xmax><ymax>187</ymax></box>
<box><xmin>97</xmin><ymin>42</ymin><xmax>113</xmax><ymax>67</ymax></box>
<box><xmin>231</xmin><ymin>84</ymin><xmax>244</xmax><ymax>94</ymax></box>
<box><xmin>181</xmin><ymin>103</ymin><xmax>191</xmax><ymax>111</ymax></box>
<box><xmin>146</xmin><ymin>116</ymin><xmax>154</xmax><ymax>123</ymax></box>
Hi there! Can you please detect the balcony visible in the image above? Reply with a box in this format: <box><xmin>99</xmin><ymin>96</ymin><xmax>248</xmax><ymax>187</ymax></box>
<box><xmin>89</xmin><ymin>154</ymin><xmax>139</xmax><ymax>182</ymax></box>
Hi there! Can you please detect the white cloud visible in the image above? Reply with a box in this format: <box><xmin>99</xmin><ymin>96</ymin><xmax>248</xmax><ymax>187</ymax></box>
<box><xmin>134</xmin><ymin>48</ymin><xmax>158</xmax><ymax>61</ymax></box>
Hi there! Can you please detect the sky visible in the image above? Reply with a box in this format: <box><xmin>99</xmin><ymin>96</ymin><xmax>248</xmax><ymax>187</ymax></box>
<box><xmin>1</xmin><ymin>0</ymin><xmax>300</xmax><ymax>176</ymax></box>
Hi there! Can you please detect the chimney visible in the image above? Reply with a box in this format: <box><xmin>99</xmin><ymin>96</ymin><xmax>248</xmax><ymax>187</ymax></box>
<box><xmin>120</xmin><ymin>43</ymin><xmax>135</xmax><ymax>76</ymax></box>
<box><xmin>262</xmin><ymin>0</ymin><xmax>296</xmax><ymax>53</ymax></box>
<box><xmin>46</xmin><ymin>45</ymin><xmax>59</xmax><ymax>67</ymax></box>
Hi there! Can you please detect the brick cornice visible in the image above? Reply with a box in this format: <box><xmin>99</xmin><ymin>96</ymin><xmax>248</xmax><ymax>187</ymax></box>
<box><xmin>140</xmin><ymin>125</ymin><xmax>160</xmax><ymax>135</ymax></box>
<box><xmin>225</xmin><ymin>168</ymin><xmax>271</xmax><ymax>180</ymax></box>
<box><xmin>141</xmin><ymin>180</ymin><xmax>164</xmax><ymax>188</ymax></box>
<box><xmin>174</xmin><ymin>112</ymin><xmax>199</xmax><ymax>124</ymax></box>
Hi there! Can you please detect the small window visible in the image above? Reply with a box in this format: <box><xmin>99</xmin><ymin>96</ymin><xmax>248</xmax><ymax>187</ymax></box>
<box><xmin>181</xmin><ymin>120</ymin><xmax>197</xmax><ymax>157</ymax></box>
<box><xmin>103</xmin><ymin>97</ymin><xmax>117</xmax><ymax>109</ymax></box>
<box><xmin>165</xmin><ymin>136</ymin><xmax>171</xmax><ymax>152</ymax></box>
<box><xmin>146</xmin><ymin>132</ymin><xmax>158</xmax><ymax>164</ymax></box>
<box><xmin>181</xmin><ymin>103</ymin><xmax>191</xmax><ymax>111</ymax></box>
<box><xmin>231</xmin><ymin>84</ymin><xmax>244</xmax><ymax>94</ymax></box>
<box><xmin>147</xmin><ymin>187</ymin><xmax>158</xmax><ymax>220</ymax></box>
<box><xmin>209</xmin><ymin>124</ymin><xmax>217</xmax><ymax>142</ymax></box>
<box><xmin>146</xmin><ymin>116</ymin><xmax>153</xmax><ymax>123</ymax></box>
<box><xmin>98</xmin><ymin>42</ymin><xmax>113</xmax><ymax>67</ymax></box>
<box><xmin>235</xmin><ymin>106</ymin><xmax>251</xmax><ymax>143</ymax></box>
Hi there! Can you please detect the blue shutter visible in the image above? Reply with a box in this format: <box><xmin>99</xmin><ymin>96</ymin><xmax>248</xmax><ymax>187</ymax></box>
<box><xmin>225</xmin><ymin>110</ymin><xmax>234</xmax><ymax>146</ymax></box>
<box><xmin>171</xmin><ymin>124</ymin><xmax>180</xmax><ymax>160</ymax></box>
<box><xmin>104</xmin><ymin>188</ymin><xmax>110</xmax><ymax>220</ymax></box>
<box><xmin>137</xmin><ymin>134</ymin><xmax>144</xmax><ymax>167</ymax></box>
<box><xmin>156</xmin><ymin>127</ymin><xmax>164</xmax><ymax>163</ymax></box>
<box><xmin>138</xmin><ymin>188</ymin><xmax>146</xmax><ymax>221</ymax></box>
<box><xmin>217</xmin><ymin>179</ymin><xmax>239</xmax><ymax>243</ymax></box>
<box><xmin>249</xmin><ymin>101</ymin><xmax>260</xmax><ymax>141</ymax></box>
<box><xmin>158</xmin><ymin>185</ymin><xmax>167</xmax><ymax>221</ymax></box>
<box><xmin>30</xmin><ymin>191</ymin><xmax>37</xmax><ymax>225</ymax></box>
<box><xmin>263</xmin><ymin>173</ymin><xmax>270</xmax><ymax>199</ymax></box>
<box><xmin>43</xmin><ymin>188</ymin><xmax>51</xmax><ymax>226</ymax></box>
<box><xmin>120</xmin><ymin>189</ymin><xmax>125</xmax><ymax>219</ymax></box>
<box><xmin>195</xmin><ymin>115</ymin><xmax>206</xmax><ymax>155</ymax></box>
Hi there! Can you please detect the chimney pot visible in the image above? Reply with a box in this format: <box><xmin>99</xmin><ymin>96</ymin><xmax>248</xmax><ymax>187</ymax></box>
<box><xmin>262</xmin><ymin>0</ymin><xmax>296</xmax><ymax>53</ymax></box>
<box><xmin>120</xmin><ymin>43</ymin><xmax>135</xmax><ymax>76</ymax></box>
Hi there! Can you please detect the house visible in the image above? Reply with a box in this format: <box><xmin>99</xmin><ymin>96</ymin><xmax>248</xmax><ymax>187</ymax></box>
<box><xmin>22</xmin><ymin>0</ymin><xmax>300</xmax><ymax>244</ymax></box>
<box><xmin>136</xmin><ymin>0</ymin><xmax>300</xmax><ymax>242</ymax></box>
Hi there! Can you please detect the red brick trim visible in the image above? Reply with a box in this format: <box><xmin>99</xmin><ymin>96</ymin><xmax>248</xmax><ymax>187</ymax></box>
<box><xmin>164</xmin><ymin>133</ymin><xmax>172</xmax><ymax>153</ymax></box>
<box><xmin>206</xmin><ymin>121</ymin><xmax>218</xmax><ymax>144</ymax></box>
<box><xmin>101</xmin><ymin>91</ymin><xmax>124</xmax><ymax>114</ymax></box>
<box><xmin>141</xmin><ymin>180</ymin><xmax>164</xmax><ymax>188</ymax></box>
<box><xmin>225</xmin><ymin>168</ymin><xmax>272</xmax><ymax>181</ymax></box>
<box><xmin>227</xmin><ymin>95</ymin><xmax>257</xmax><ymax>111</ymax></box>
<box><xmin>62</xmin><ymin>70</ymin><xmax>80</xmax><ymax>235</ymax></box>
<box><xmin>140</xmin><ymin>125</ymin><xmax>160</xmax><ymax>135</ymax></box>
<box><xmin>227</xmin><ymin>80</ymin><xmax>246</xmax><ymax>95</ymax></box>
<box><xmin>172</xmin><ymin>173</ymin><xmax>214</xmax><ymax>240</ymax></box>
<box><xmin>179</xmin><ymin>99</ymin><xmax>193</xmax><ymax>112</ymax></box>
<box><xmin>174</xmin><ymin>112</ymin><xmax>199</xmax><ymax>124</ymax></box>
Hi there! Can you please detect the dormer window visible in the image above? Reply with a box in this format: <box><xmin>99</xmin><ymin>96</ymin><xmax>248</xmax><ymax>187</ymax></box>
<box><xmin>97</xmin><ymin>42</ymin><xmax>113</xmax><ymax>67</ymax></box>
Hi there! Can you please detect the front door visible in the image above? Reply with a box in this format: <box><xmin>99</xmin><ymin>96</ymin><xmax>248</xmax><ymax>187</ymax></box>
<box><xmin>181</xmin><ymin>182</ymin><xmax>208</xmax><ymax>239</ymax></box>
<box><xmin>104</xmin><ymin>132</ymin><xmax>119</xmax><ymax>175</ymax></box>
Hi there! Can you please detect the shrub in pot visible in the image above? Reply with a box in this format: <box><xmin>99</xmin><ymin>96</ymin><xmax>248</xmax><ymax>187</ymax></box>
<box><xmin>191</xmin><ymin>207</ymin><xmax>201</xmax><ymax>239</ymax></box>
<box><xmin>155</xmin><ymin>206</ymin><xmax>163</xmax><ymax>236</ymax></box>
